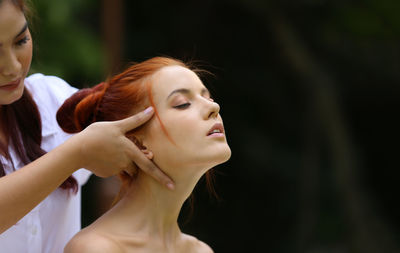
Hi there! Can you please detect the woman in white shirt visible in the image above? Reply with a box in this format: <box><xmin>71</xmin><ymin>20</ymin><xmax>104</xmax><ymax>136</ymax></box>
<box><xmin>0</xmin><ymin>1</ymin><xmax>174</xmax><ymax>252</ymax></box>
<box><xmin>59</xmin><ymin>57</ymin><xmax>231</xmax><ymax>253</ymax></box>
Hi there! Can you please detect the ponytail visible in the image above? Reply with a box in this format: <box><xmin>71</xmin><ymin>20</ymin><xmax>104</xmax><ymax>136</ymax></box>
<box><xmin>57</xmin><ymin>82</ymin><xmax>109</xmax><ymax>133</ymax></box>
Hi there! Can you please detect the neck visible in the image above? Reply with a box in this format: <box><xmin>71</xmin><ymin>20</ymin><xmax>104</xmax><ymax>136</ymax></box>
<box><xmin>101</xmin><ymin>166</ymin><xmax>207</xmax><ymax>242</ymax></box>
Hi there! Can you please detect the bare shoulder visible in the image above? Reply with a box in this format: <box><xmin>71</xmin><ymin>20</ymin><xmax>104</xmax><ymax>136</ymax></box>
<box><xmin>196</xmin><ymin>240</ymin><xmax>214</xmax><ymax>253</ymax></box>
<box><xmin>64</xmin><ymin>231</ymin><xmax>123</xmax><ymax>253</ymax></box>
<box><xmin>181</xmin><ymin>233</ymin><xmax>214</xmax><ymax>253</ymax></box>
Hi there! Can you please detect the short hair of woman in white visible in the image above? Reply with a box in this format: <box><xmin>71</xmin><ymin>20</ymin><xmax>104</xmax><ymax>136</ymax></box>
<box><xmin>57</xmin><ymin>57</ymin><xmax>232</xmax><ymax>253</ymax></box>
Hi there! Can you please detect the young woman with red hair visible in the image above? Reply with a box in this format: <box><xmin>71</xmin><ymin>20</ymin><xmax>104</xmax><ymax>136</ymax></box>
<box><xmin>58</xmin><ymin>57</ymin><xmax>231</xmax><ymax>253</ymax></box>
<box><xmin>0</xmin><ymin>1</ymin><xmax>173</xmax><ymax>252</ymax></box>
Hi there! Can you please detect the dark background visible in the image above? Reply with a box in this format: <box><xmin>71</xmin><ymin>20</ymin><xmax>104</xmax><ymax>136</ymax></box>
<box><xmin>31</xmin><ymin>0</ymin><xmax>400</xmax><ymax>252</ymax></box>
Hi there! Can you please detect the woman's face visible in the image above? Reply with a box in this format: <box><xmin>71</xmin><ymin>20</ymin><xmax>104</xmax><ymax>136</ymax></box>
<box><xmin>0</xmin><ymin>1</ymin><xmax>32</xmax><ymax>105</ymax></box>
<box><xmin>141</xmin><ymin>66</ymin><xmax>231</xmax><ymax>176</ymax></box>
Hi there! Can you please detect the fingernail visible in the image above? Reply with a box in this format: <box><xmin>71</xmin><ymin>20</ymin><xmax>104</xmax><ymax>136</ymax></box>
<box><xmin>167</xmin><ymin>182</ymin><xmax>175</xmax><ymax>190</ymax></box>
<box><xmin>144</xmin><ymin>106</ymin><xmax>154</xmax><ymax>114</ymax></box>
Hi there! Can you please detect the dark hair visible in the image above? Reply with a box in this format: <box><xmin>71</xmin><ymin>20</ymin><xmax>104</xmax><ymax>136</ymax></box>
<box><xmin>0</xmin><ymin>0</ymin><xmax>26</xmax><ymax>14</ymax></box>
<box><xmin>0</xmin><ymin>0</ymin><xmax>77</xmax><ymax>192</ymax></box>
<box><xmin>0</xmin><ymin>0</ymin><xmax>34</xmax><ymax>28</ymax></box>
<box><xmin>0</xmin><ymin>90</ymin><xmax>78</xmax><ymax>192</ymax></box>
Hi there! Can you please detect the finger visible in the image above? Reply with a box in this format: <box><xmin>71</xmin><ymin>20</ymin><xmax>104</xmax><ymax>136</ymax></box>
<box><xmin>142</xmin><ymin>150</ymin><xmax>154</xmax><ymax>160</ymax></box>
<box><xmin>127</xmin><ymin>142</ymin><xmax>175</xmax><ymax>190</ymax></box>
<box><xmin>116</xmin><ymin>107</ymin><xmax>154</xmax><ymax>133</ymax></box>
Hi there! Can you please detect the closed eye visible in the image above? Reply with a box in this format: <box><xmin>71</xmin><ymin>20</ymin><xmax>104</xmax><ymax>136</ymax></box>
<box><xmin>16</xmin><ymin>36</ymin><xmax>30</xmax><ymax>46</ymax></box>
<box><xmin>173</xmin><ymin>103</ymin><xmax>191</xmax><ymax>109</ymax></box>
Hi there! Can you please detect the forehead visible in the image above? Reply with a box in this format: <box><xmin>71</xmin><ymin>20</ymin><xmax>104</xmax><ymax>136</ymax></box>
<box><xmin>152</xmin><ymin>66</ymin><xmax>205</xmax><ymax>98</ymax></box>
<box><xmin>0</xmin><ymin>1</ymin><xmax>26</xmax><ymax>45</ymax></box>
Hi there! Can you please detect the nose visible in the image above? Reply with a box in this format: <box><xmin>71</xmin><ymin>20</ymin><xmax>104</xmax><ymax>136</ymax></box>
<box><xmin>0</xmin><ymin>50</ymin><xmax>21</xmax><ymax>78</ymax></box>
<box><xmin>204</xmin><ymin>99</ymin><xmax>220</xmax><ymax>119</ymax></box>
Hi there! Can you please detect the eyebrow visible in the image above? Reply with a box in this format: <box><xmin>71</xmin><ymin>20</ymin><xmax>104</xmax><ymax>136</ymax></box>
<box><xmin>16</xmin><ymin>22</ymin><xmax>28</xmax><ymax>38</ymax></box>
<box><xmin>167</xmin><ymin>87</ymin><xmax>210</xmax><ymax>100</ymax></box>
<box><xmin>0</xmin><ymin>22</ymin><xmax>28</xmax><ymax>47</ymax></box>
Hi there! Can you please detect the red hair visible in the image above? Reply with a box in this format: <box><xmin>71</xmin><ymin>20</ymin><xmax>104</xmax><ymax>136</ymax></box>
<box><xmin>57</xmin><ymin>57</ymin><xmax>186</xmax><ymax>134</ymax></box>
<box><xmin>56</xmin><ymin>57</ymin><xmax>216</xmax><ymax>201</ymax></box>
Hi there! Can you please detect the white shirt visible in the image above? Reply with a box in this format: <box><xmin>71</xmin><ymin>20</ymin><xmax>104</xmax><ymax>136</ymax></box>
<box><xmin>0</xmin><ymin>74</ymin><xmax>92</xmax><ymax>253</ymax></box>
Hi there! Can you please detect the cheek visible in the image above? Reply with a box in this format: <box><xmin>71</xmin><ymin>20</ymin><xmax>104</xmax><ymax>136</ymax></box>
<box><xmin>144</xmin><ymin>117</ymin><xmax>196</xmax><ymax>164</ymax></box>
<box><xmin>144</xmin><ymin>119</ymin><xmax>171</xmax><ymax>152</ymax></box>
<box><xmin>166</xmin><ymin>115</ymin><xmax>197</xmax><ymax>137</ymax></box>
<box><xmin>19</xmin><ymin>42</ymin><xmax>33</xmax><ymax>76</ymax></box>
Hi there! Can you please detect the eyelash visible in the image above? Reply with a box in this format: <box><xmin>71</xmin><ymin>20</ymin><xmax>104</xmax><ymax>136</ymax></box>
<box><xmin>173</xmin><ymin>103</ymin><xmax>191</xmax><ymax>109</ymax></box>
<box><xmin>16</xmin><ymin>36</ymin><xmax>30</xmax><ymax>46</ymax></box>
<box><xmin>173</xmin><ymin>95</ymin><xmax>215</xmax><ymax>110</ymax></box>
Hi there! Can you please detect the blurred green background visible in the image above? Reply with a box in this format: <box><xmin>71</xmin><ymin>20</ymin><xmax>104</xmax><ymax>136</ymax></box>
<box><xmin>30</xmin><ymin>0</ymin><xmax>400</xmax><ymax>252</ymax></box>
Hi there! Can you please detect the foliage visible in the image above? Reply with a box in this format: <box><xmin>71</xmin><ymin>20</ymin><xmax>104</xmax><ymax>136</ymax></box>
<box><xmin>30</xmin><ymin>0</ymin><xmax>105</xmax><ymax>87</ymax></box>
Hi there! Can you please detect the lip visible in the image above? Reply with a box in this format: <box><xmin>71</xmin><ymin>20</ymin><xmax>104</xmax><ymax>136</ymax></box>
<box><xmin>0</xmin><ymin>78</ymin><xmax>21</xmax><ymax>91</ymax></box>
<box><xmin>207</xmin><ymin>122</ymin><xmax>225</xmax><ymax>137</ymax></box>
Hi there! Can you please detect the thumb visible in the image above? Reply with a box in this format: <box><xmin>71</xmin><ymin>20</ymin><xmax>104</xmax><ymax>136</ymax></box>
<box><xmin>115</xmin><ymin>106</ymin><xmax>154</xmax><ymax>133</ymax></box>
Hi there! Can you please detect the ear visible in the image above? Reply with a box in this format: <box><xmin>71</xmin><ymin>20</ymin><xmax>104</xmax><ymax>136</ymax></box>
<box><xmin>141</xmin><ymin>148</ymin><xmax>154</xmax><ymax>160</ymax></box>
<box><xmin>127</xmin><ymin>134</ymin><xmax>154</xmax><ymax>160</ymax></box>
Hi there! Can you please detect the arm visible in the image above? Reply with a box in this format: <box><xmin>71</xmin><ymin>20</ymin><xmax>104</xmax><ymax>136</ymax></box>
<box><xmin>0</xmin><ymin>107</ymin><xmax>174</xmax><ymax>233</ymax></box>
<box><xmin>0</xmin><ymin>136</ymin><xmax>79</xmax><ymax>233</ymax></box>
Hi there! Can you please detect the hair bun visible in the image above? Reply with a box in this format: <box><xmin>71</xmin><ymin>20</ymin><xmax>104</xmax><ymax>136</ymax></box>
<box><xmin>57</xmin><ymin>82</ymin><xmax>108</xmax><ymax>133</ymax></box>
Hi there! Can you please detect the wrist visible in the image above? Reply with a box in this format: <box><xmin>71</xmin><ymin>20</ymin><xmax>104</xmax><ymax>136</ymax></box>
<box><xmin>57</xmin><ymin>134</ymin><xmax>86</xmax><ymax>173</ymax></box>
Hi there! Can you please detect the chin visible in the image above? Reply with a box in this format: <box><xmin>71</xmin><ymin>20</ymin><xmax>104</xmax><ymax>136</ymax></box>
<box><xmin>1</xmin><ymin>91</ymin><xmax>24</xmax><ymax>105</ymax></box>
<box><xmin>206</xmin><ymin>145</ymin><xmax>232</xmax><ymax>168</ymax></box>
<box><xmin>219</xmin><ymin>146</ymin><xmax>232</xmax><ymax>163</ymax></box>
<box><xmin>7</xmin><ymin>84</ymin><xmax>25</xmax><ymax>105</ymax></box>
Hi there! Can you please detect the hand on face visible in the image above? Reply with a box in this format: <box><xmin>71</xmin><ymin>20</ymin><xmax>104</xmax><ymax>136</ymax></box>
<box><xmin>69</xmin><ymin>107</ymin><xmax>174</xmax><ymax>190</ymax></box>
